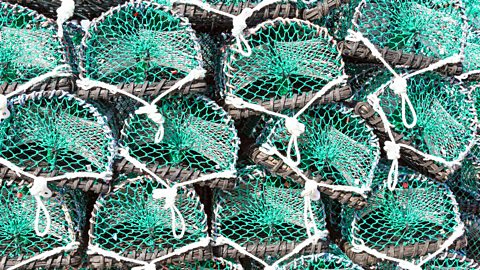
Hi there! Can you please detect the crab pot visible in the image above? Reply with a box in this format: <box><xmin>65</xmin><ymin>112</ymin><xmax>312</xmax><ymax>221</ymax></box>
<box><xmin>212</xmin><ymin>166</ymin><xmax>329</xmax><ymax>264</ymax></box>
<box><xmin>0</xmin><ymin>2</ymin><xmax>73</xmax><ymax>93</ymax></box>
<box><xmin>0</xmin><ymin>90</ymin><xmax>116</xmax><ymax>192</ymax></box>
<box><xmin>88</xmin><ymin>175</ymin><xmax>210</xmax><ymax>269</ymax></box>
<box><xmin>339</xmin><ymin>172</ymin><xmax>467</xmax><ymax>267</ymax></box>
<box><xmin>116</xmin><ymin>94</ymin><xmax>239</xmax><ymax>189</ymax></box>
<box><xmin>0</xmin><ymin>181</ymin><xmax>86</xmax><ymax>270</ymax></box>
<box><xmin>337</xmin><ymin>0</ymin><xmax>465</xmax><ymax>75</ymax></box>
<box><xmin>353</xmin><ymin>71</ymin><xmax>477</xmax><ymax>182</ymax></box>
<box><xmin>221</xmin><ymin>18</ymin><xmax>352</xmax><ymax>119</ymax></box>
<box><xmin>251</xmin><ymin>102</ymin><xmax>380</xmax><ymax>209</ymax></box>
<box><xmin>78</xmin><ymin>1</ymin><xmax>207</xmax><ymax>100</ymax></box>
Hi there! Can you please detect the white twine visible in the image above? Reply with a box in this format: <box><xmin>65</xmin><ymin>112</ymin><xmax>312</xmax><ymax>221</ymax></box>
<box><xmin>150</xmin><ymin>68</ymin><xmax>206</xmax><ymax>105</ymax></box>
<box><xmin>56</xmin><ymin>0</ymin><xmax>75</xmax><ymax>38</ymax></box>
<box><xmin>88</xmin><ymin>237</ymin><xmax>210</xmax><ymax>270</ymax></box>
<box><xmin>7</xmin><ymin>241</ymin><xmax>79</xmax><ymax>270</ymax></box>
<box><xmin>301</xmin><ymin>179</ymin><xmax>321</xmax><ymax>239</ymax></box>
<box><xmin>30</xmin><ymin>178</ymin><xmax>53</xmax><ymax>237</ymax></box>
<box><xmin>455</xmin><ymin>69</ymin><xmax>480</xmax><ymax>80</ymax></box>
<box><xmin>118</xmin><ymin>148</ymin><xmax>236</xmax><ymax>239</ymax></box>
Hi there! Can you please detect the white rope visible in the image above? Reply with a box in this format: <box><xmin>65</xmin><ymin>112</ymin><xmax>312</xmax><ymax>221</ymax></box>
<box><xmin>56</xmin><ymin>0</ymin><xmax>75</xmax><ymax>38</ymax></box>
<box><xmin>7</xmin><ymin>241</ymin><xmax>79</xmax><ymax>270</ymax></box>
<box><xmin>30</xmin><ymin>178</ymin><xmax>53</xmax><ymax>237</ymax></box>
<box><xmin>301</xmin><ymin>179</ymin><xmax>321</xmax><ymax>239</ymax></box>
<box><xmin>88</xmin><ymin>237</ymin><xmax>210</xmax><ymax>269</ymax></box>
<box><xmin>135</xmin><ymin>105</ymin><xmax>165</xmax><ymax>143</ymax></box>
<box><xmin>455</xmin><ymin>69</ymin><xmax>480</xmax><ymax>80</ymax></box>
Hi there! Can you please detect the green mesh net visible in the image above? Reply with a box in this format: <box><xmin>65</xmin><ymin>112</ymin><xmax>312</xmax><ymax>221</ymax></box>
<box><xmin>198</xmin><ymin>33</ymin><xmax>218</xmax><ymax>77</ymax></box>
<box><xmin>341</xmin><ymin>171</ymin><xmax>463</xmax><ymax>265</ymax></box>
<box><xmin>213</xmin><ymin>166</ymin><xmax>328</xmax><ymax>267</ymax></box>
<box><xmin>344</xmin><ymin>0</ymin><xmax>465</xmax><ymax>59</ymax></box>
<box><xmin>259</xmin><ymin>103</ymin><xmax>379</xmax><ymax>192</ymax></box>
<box><xmin>448</xmin><ymin>156</ymin><xmax>480</xmax><ymax>213</ymax></box>
<box><xmin>465</xmin><ymin>0</ymin><xmax>480</xmax><ymax>30</ymax></box>
<box><xmin>81</xmin><ymin>1</ymin><xmax>202</xmax><ymax>85</ymax></box>
<box><xmin>0</xmin><ymin>91</ymin><xmax>115</xmax><ymax>179</ymax></box>
<box><xmin>0</xmin><ymin>182</ymin><xmax>84</xmax><ymax>266</ymax></box>
<box><xmin>277</xmin><ymin>253</ymin><xmax>364</xmax><ymax>269</ymax></box>
<box><xmin>120</xmin><ymin>94</ymin><xmax>239</xmax><ymax>175</ymax></box>
<box><xmin>464</xmin><ymin>29</ymin><xmax>480</xmax><ymax>73</ymax></box>
<box><xmin>353</xmin><ymin>70</ymin><xmax>476</xmax><ymax>163</ymax></box>
<box><xmin>89</xmin><ymin>174</ymin><xmax>208</xmax><ymax>265</ymax></box>
<box><xmin>463</xmin><ymin>214</ymin><xmax>480</xmax><ymax>261</ymax></box>
<box><xmin>222</xmin><ymin>18</ymin><xmax>345</xmax><ymax>105</ymax></box>
<box><xmin>413</xmin><ymin>252</ymin><xmax>480</xmax><ymax>269</ymax></box>
<box><xmin>0</xmin><ymin>2</ymin><xmax>65</xmax><ymax>84</ymax></box>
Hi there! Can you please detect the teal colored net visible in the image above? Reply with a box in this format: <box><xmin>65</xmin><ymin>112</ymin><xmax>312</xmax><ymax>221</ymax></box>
<box><xmin>258</xmin><ymin>103</ymin><xmax>379</xmax><ymax>192</ymax></box>
<box><xmin>162</xmin><ymin>258</ymin><xmax>243</xmax><ymax>269</ymax></box>
<box><xmin>120</xmin><ymin>94</ymin><xmax>239</xmax><ymax>175</ymax></box>
<box><xmin>0</xmin><ymin>2</ymin><xmax>65</xmax><ymax>84</ymax></box>
<box><xmin>213</xmin><ymin>166</ymin><xmax>328</xmax><ymax>266</ymax></box>
<box><xmin>465</xmin><ymin>0</ymin><xmax>480</xmax><ymax>30</ymax></box>
<box><xmin>414</xmin><ymin>252</ymin><xmax>480</xmax><ymax>269</ymax></box>
<box><xmin>465</xmin><ymin>30</ymin><xmax>480</xmax><ymax>73</ymax></box>
<box><xmin>345</xmin><ymin>0</ymin><xmax>466</xmax><ymax>59</ymax></box>
<box><xmin>222</xmin><ymin>18</ymin><xmax>345</xmax><ymax>105</ymax></box>
<box><xmin>448</xmin><ymin>156</ymin><xmax>480</xmax><ymax>213</ymax></box>
<box><xmin>80</xmin><ymin>1</ymin><xmax>203</xmax><ymax>85</ymax></box>
<box><xmin>353</xmin><ymin>70</ymin><xmax>476</xmax><ymax>164</ymax></box>
<box><xmin>341</xmin><ymin>171</ymin><xmax>464</xmax><ymax>266</ymax></box>
<box><xmin>0</xmin><ymin>91</ymin><xmax>115</xmax><ymax>180</ymax></box>
<box><xmin>463</xmin><ymin>213</ymin><xmax>480</xmax><ymax>261</ymax></box>
<box><xmin>88</xmin><ymin>174</ymin><xmax>208</xmax><ymax>265</ymax></box>
<box><xmin>277</xmin><ymin>253</ymin><xmax>364</xmax><ymax>270</ymax></box>
<box><xmin>0</xmin><ymin>182</ymin><xmax>84</xmax><ymax>266</ymax></box>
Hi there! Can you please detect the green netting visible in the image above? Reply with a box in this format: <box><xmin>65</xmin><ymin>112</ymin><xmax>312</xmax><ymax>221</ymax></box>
<box><xmin>0</xmin><ymin>91</ymin><xmax>115</xmax><ymax>178</ymax></box>
<box><xmin>259</xmin><ymin>103</ymin><xmax>379</xmax><ymax>189</ymax></box>
<box><xmin>120</xmin><ymin>94</ymin><xmax>239</xmax><ymax>174</ymax></box>
<box><xmin>277</xmin><ymin>253</ymin><xmax>364</xmax><ymax>270</ymax></box>
<box><xmin>341</xmin><ymin>172</ymin><xmax>462</xmax><ymax>261</ymax></box>
<box><xmin>465</xmin><ymin>30</ymin><xmax>480</xmax><ymax>72</ymax></box>
<box><xmin>414</xmin><ymin>252</ymin><xmax>480</xmax><ymax>269</ymax></box>
<box><xmin>222</xmin><ymin>18</ymin><xmax>345</xmax><ymax>104</ymax></box>
<box><xmin>0</xmin><ymin>182</ymin><xmax>83</xmax><ymax>261</ymax></box>
<box><xmin>465</xmin><ymin>0</ymin><xmax>480</xmax><ymax>30</ymax></box>
<box><xmin>81</xmin><ymin>1</ymin><xmax>202</xmax><ymax>85</ymax></box>
<box><xmin>0</xmin><ymin>2</ymin><xmax>65</xmax><ymax>84</ymax></box>
<box><xmin>89</xmin><ymin>174</ymin><xmax>208</xmax><ymax>257</ymax></box>
<box><xmin>448</xmin><ymin>156</ymin><xmax>480</xmax><ymax>209</ymax></box>
<box><xmin>213</xmin><ymin>166</ymin><xmax>328</xmax><ymax>263</ymax></box>
<box><xmin>198</xmin><ymin>33</ymin><xmax>218</xmax><ymax>76</ymax></box>
<box><xmin>164</xmin><ymin>258</ymin><xmax>243</xmax><ymax>269</ymax></box>
<box><xmin>344</xmin><ymin>0</ymin><xmax>465</xmax><ymax>59</ymax></box>
<box><xmin>463</xmin><ymin>214</ymin><xmax>480</xmax><ymax>261</ymax></box>
<box><xmin>354</xmin><ymin>70</ymin><xmax>476</xmax><ymax>163</ymax></box>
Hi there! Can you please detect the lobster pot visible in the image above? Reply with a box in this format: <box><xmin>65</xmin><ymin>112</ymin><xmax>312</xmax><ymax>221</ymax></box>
<box><xmin>338</xmin><ymin>0</ymin><xmax>465</xmax><ymax>74</ymax></box>
<box><xmin>78</xmin><ymin>1</ymin><xmax>206</xmax><ymax>100</ymax></box>
<box><xmin>340</xmin><ymin>172</ymin><xmax>466</xmax><ymax>267</ymax></box>
<box><xmin>0</xmin><ymin>182</ymin><xmax>86</xmax><ymax>270</ymax></box>
<box><xmin>276</xmin><ymin>253</ymin><xmax>363</xmax><ymax>270</ymax></box>
<box><xmin>0</xmin><ymin>90</ymin><xmax>116</xmax><ymax>192</ymax></box>
<box><xmin>0</xmin><ymin>2</ymin><xmax>71</xmax><ymax>93</ymax></box>
<box><xmin>221</xmin><ymin>18</ymin><xmax>352</xmax><ymax>119</ymax></box>
<box><xmin>118</xmin><ymin>94</ymin><xmax>239</xmax><ymax>189</ymax></box>
<box><xmin>252</xmin><ymin>102</ymin><xmax>380</xmax><ymax>209</ymax></box>
<box><xmin>463</xmin><ymin>213</ymin><xmax>480</xmax><ymax>261</ymax></box>
<box><xmin>212</xmin><ymin>166</ymin><xmax>329</xmax><ymax>266</ymax></box>
<box><xmin>88</xmin><ymin>175</ymin><xmax>210</xmax><ymax>269</ymax></box>
<box><xmin>353</xmin><ymin>71</ymin><xmax>477</xmax><ymax>182</ymax></box>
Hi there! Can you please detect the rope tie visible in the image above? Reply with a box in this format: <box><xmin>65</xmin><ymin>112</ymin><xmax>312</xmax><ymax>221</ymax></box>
<box><xmin>56</xmin><ymin>0</ymin><xmax>75</xmax><ymax>38</ymax></box>
<box><xmin>135</xmin><ymin>105</ymin><xmax>165</xmax><ymax>143</ymax></box>
<box><xmin>30</xmin><ymin>177</ymin><xmax>53</xmax><ymax>237</ymax></box>
<box><xmin>384</xmin><ymin>141</ymin><xmax>400</xmax><ymax>191</ymax></box>
<box><xmin>285</xmin><ymin>117</ymin><xmax>305</xmax><ymax>165</ymax></box>
<box><xmin>0</xmin><ymin>95</ymin><xmax>11</xmax><ymax>120</ymax></box>
<box><xmin>152</xmin><ymin>186</ymin><xmax>186</xmax><ymax>239</ymax></box>
<box><xmin>231</xmin><ymin>8</ymin><xmax>254</xmax><ymax>57</ymax></box>
<box><xmin>389</xmin><ymin>77</ymin><xmax>417</xmax><ymax>129</ymax></box>
<box><xmin>301</xmin><ymin>179</ymin><xmax>320</xmax><ymax>239</ymax></box>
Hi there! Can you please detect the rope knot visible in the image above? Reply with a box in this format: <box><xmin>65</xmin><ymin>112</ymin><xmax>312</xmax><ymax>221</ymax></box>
<box><xmin>390</xmin><ymin>77</ymin><xmax>408</xmax><ymax>95</ymax></box>
<box><xmin>301</xmin><ymin>179</ymin><xmax>320</xmax><ymax>201</ymax></box>
<box><xmin>152</xmin><ymin>186</ymin><xmax>178</xmax><ymax>209</ymax></box>
<box><xmin>285</xmin><ymin>117</ymin><xmax>305</xmax><ymax>137</ymax></box>
<box><xmin>186</xmin><ymin>68</ymin><xmax>207</xmax><ymax>81</ymax></box>
<box><xmin>135</xmin><ymin>105</ymin><xmax>165</xmax><ymax>143</ymax></box>
<box><xmin>30</xmin><ymin>178</ymin><xmax>52</xmax><ymax>198</ymax></box>
<box><xmin>384</xmin><ymin>141</ymin><xmax>400</xmax><ymax>160</ymax></box>
<box><xmin>232</xmin><ymin>8</ymin><xmax>253</xmax><ymax>37</ymax></box>
<box><xmin>0</xmin><ymin>95</ymin><xmax>11</xmax><ymax>120</ymax></box>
